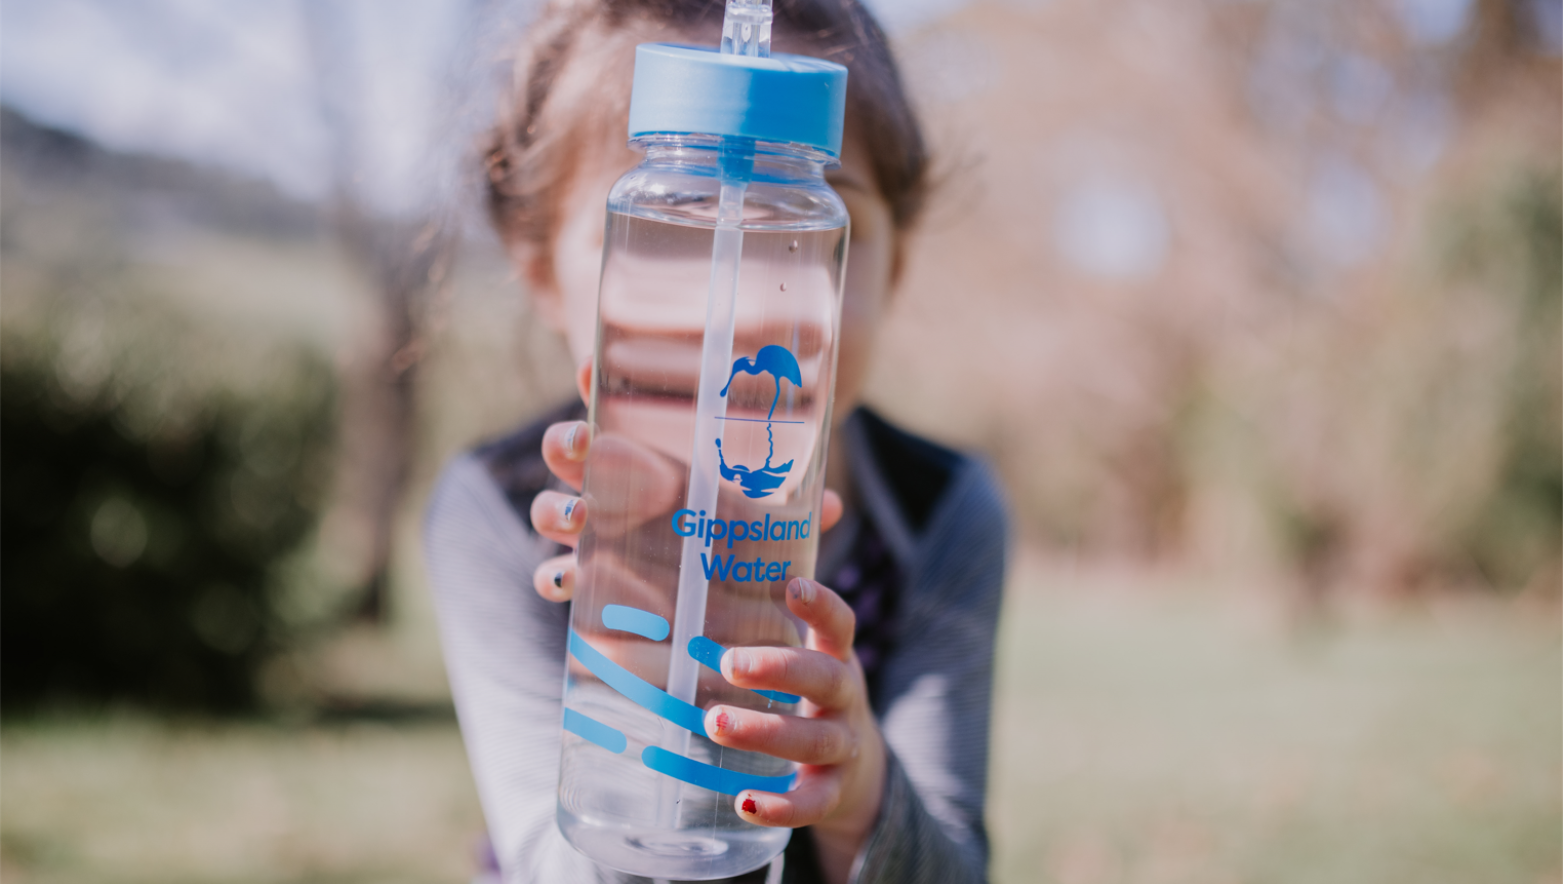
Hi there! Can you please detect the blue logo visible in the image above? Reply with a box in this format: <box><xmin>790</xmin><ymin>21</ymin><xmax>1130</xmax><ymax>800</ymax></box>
<box><xmin>715</xmin><ymin>345</ymin><xmax>802</xmax><ymax>499</ymax></box>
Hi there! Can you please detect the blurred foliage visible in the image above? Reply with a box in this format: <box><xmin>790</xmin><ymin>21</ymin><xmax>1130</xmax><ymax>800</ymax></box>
<box><xmin>865</xmin><ymin>0</ymin><xmax>1560</xmax><ymax>600</ymax></box>
<box><xmin>1444</xmin><ymin>168</ymin><xmax>1562</xmax><ymax>589</ymax></box>
<box><xmin>1237</xmin><ymin>166</ymin><xmax>1562</xmax><ymax>595</ymax></box>
<box><xmin>0</xmin><ymin>107</ymin><xmax>346</xmax><ymax>713</ymax></box>
<box><xmin>0</xmin><ymin>300</ymin><xmax>336</xmax><ymax>712</ymax></box>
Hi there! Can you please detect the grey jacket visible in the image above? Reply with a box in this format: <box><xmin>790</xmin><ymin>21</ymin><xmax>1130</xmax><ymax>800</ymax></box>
<box><xmin>424</xmin><ymin>407</ymin><xmax>1007</xmax><ymax>883</ymax></box>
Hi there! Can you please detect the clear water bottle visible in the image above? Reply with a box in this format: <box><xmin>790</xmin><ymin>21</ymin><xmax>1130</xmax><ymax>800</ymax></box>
<box><xmin>554</xmin><ymin>26</ymin><xmax>851</xmax><ymax>883</ymax></box>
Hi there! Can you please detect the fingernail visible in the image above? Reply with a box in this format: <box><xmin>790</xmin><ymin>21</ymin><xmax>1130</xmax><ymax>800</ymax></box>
<box><xmin>741</xmin><ymin>796</ymin><xmax>758</xmax><ymax>815</ymax></box>
<box><xmin>790</xmin><ymin>578</ymin><xmax>815</xmax><ymax>605</ymax></box>
<box><xmin>564</xmin><ymin>423</ymin><xmax>585</xmax><ymax>459</ymax></box>
<box><xmin>724</xmin><ymin>649</ymin><xmax>751</xmax><ymax>679</ymax></box>
<box><xmin>707</xmin><ymin>709</ymin><xmax>731</xmax><ymax>737</ymax></box>
<box><xmin>561</xmin><ymin>497</ymin><xmax>580</xmax><ymax>525</ymax></box>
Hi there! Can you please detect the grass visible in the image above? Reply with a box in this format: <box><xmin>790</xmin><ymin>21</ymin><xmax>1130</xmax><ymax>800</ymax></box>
<box><xmin>989</xmin><ymin>566</ymin><xmax>1561</xmax><ymax>884</ymax></box>
<box><xmin>3</xmin><ymin>564</ymin><xmax>1558</xmax><ymax>884</ymax></box>
<box><xmin>1</xmin><ymin>717</ymin><xmax>483</xmax><ymax>884</ymax></box>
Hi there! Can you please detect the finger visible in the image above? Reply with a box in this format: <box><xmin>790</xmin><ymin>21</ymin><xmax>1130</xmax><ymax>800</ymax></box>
<box><xmin>700</xmin><ymin>594</ymin><xmax>803</xmax><ymax>648</ymax></box>
<box><xmin>705</xmin><ymin>705</ymin><xmax>855</xmax><ymax>765</ymax></box>
<box><xmin>541</xmin><ymin>421</ymin><xmax>590</xmax><ymax>491</ymax></box>
<box><xmin>532</xmin><ymin>554</ymin><xmax>575</xmax><ymax>602</ymax></box>
<box><xmin>583</xmin><ymin>434</ymin><xmax>686</xmax><ymax>537</ymax></box>
<box><xmin>786</xmin><ymin>578</ymin><xmax>856</xmax><ymax>661</ymax></box>
<box><xmin>576</xmin><ymin>359</ymin><xmax>592</xmax><ymax>405</ymax></box>
<box><xmin>820</xmin><ymin>489</ymin><xmax>844</xmax><ymax>534</ymax></box>
<box><xmin>578</xmin><ymin>553</ymin><xmax>675</xmax><ymax>622</ymax></box>
<box><xmin>722</xmin><ymin>645</ymin><xmax>856</xmax><ymax>711</ymax></box>
<box><xmin>530</xmin><ymin>490</ymin><xmax>586</xmax><ymax>547</ymax></box>
<box><xmin>736</xmin><ymin>767</ymin><xmax>840</xmax><ymax>829</ymax></box>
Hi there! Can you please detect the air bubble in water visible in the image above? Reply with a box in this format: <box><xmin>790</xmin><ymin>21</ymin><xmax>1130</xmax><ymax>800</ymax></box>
<box><xmin>788</xmin><ymin>240</ymin><xmax>799</xmax><ymax>252</ymax></box>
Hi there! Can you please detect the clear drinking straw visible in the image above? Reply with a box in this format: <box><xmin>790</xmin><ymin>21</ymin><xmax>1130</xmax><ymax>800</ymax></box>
<box><xmin>658</xmin><ymin>0</ymin><xmax>773</xmax><ymax>829</ymax></box>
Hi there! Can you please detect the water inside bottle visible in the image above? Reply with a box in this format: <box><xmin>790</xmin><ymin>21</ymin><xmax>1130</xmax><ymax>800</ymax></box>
<box><xmin>556</xmin><ymin>212</ymin><xmax>846</xmax><ymax>880</ymax></box>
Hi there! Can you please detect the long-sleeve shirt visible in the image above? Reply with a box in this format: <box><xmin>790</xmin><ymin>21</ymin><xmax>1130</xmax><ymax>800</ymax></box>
<box><xmin>424</xmin><ymin>405</ymin><xmax>1007</xmax><ymax>883</ymax></box>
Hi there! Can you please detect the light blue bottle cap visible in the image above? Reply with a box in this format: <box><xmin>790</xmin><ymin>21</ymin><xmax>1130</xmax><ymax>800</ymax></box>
<box><xmin>628</xmin><ymin>43</ymin><xmax>848</xmax><ymax>157</ymax></box>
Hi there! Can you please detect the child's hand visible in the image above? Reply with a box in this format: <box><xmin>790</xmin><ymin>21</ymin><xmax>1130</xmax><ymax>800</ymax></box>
<box><xmin>527</xmin><ymin>420</ymin><xmax>843</xmax><ymax>601</ymax></box>
<box><xmin>708</xmin><ymin>577</ymin><xmax>886</xmax><ymax>883</ymax></box>
<box><xmin>527</xmin><ymin>419</ymin><xmax>594</xmax><ymax>601</ymax></box>
<box><xmin>528</xmin><ymin>422</ymin><xmax>870</xmax><ymax>881</ymax></box>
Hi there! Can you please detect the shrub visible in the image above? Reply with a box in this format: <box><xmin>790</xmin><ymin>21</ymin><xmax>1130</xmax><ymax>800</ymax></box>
<box><xmin>1</xmin><ymin>304</ymin><xmax>335</xmax><ymax>712</ymax></box>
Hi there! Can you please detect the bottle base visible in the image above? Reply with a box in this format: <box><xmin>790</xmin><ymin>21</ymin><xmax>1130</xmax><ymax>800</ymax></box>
<box><xmin>559</xmin><ymin>806</ymin><xmax>788</xmax><ymax>880</ymax></box>
<box><xmin>628</xmin><ymin>832</ymin><xmax>729</xmax><ymax>857</ymax></box>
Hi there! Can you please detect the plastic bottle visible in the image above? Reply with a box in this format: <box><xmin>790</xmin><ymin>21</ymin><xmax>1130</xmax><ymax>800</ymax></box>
<box><xmin>553</xmin><ymin>10</ymin><xmax>851</xmax><ymax>881</ymax></box>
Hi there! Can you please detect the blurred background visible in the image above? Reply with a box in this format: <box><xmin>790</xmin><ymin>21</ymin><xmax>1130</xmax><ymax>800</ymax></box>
<box><xmin>1</xmin><ymin>0</ymin><xmax>1558</xmax><ymax>882</ymax></box>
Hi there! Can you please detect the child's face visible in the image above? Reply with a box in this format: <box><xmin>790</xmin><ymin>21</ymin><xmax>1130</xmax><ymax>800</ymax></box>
<box><xmin>530</xmin><ymin>129</ymin><xmax>898</xmax><ymax>424</ymax></box>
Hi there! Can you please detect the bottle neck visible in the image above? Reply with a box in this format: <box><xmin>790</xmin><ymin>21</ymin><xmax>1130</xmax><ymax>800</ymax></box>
<box><xmin>632</xmin><ymin>133</ymin><xmax>834</xmax><ymax>185</ymax></box>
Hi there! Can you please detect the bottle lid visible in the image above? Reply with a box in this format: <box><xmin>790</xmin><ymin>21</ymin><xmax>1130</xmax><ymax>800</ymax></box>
<box><xmin>628</xmin><ymin>43</ymin><xmax>848</xmax><ymax>157</ymax></box>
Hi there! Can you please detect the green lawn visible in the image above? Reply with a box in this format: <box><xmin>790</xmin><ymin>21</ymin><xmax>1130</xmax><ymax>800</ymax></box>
<box><xmin>989</xmin><ymin>571</ymin><xmax>1561</xmax><ymax>884</ymax></box>
<box><xmin>3</xmin><ymin>568</ymin><xmax>1558</xmax><ymax>884</ymax></box>
<box><xmin>1</xmin><ymin>717</ymin><xmax>482</xmax><ymax>884</ymax></box>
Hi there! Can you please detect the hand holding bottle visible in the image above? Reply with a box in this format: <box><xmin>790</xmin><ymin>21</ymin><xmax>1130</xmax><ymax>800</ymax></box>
<box><xmin>530</xmin><ymin>419</ymin><xmax>883</xmax><ymax>882</ymax></box>
<box><xmin>705</xmin><ymin>574</ymin><xmax>887</xmax><ymax>883</ymax></box>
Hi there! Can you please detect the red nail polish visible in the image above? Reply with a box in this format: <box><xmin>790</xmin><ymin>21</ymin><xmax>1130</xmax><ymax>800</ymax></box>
<box><xmin>741</xmin><ymin>797</ymin><xmax>757</xmax><ymax>815</ymax></box>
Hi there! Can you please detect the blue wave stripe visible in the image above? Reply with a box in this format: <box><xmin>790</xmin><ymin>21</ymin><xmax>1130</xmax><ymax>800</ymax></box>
<box><xmin>685</xmin><ymin>634</ymin><xmax>726</xmax><ymax>670</ymax></box>
<box><xmin>568</xmin><ymin>630</ymin><xmax>706</xmax><ymax>735</ymax></box>
<box><xmin>601</xmin><ymin>605</ymin><xmax>670</xmax><ymax>642</ymax></box>
<box><xmin>562</xmin><ymin>708</ymin><xmax>627</xmax><ymax>754</ymax></box>
<box><xmin>687</xmin><ymin>636</ymin><xmax>802</xmax><ymax>705</ymax></box>
<box><xmin>641</xmin><ymin>745</ymin><xmax>797</xmax><ymax>796</ymax></box>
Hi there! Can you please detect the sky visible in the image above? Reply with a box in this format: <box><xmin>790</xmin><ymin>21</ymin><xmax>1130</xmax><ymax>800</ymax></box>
<box><xmin>0</xmin><ymin>0</ymin><xmax>970</xmax><ymax>217</ymax></box>
<box><xmin>1</xmin><ymin>0</ymin><xmax>479</xmax><ymax>216</ymax></box>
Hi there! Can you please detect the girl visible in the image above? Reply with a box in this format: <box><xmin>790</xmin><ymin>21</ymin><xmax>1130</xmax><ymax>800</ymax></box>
<box><xmin>425</xmin><ymin>2</ymin><xmax>1007</xmax><ymax>881</ymax></box>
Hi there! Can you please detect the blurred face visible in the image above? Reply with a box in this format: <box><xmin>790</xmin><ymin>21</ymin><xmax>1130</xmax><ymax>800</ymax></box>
<box><xmin>525</xmin><ymin>128</ymin><xmax>899</xmax><ymax>425</ymax></box>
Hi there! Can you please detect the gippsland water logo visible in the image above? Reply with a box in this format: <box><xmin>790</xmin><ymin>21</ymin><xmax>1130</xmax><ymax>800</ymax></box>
<box><xmin>715</xmin><ymin>344</ymin><xmax>802</xmax><ymax>499</ymax></box>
